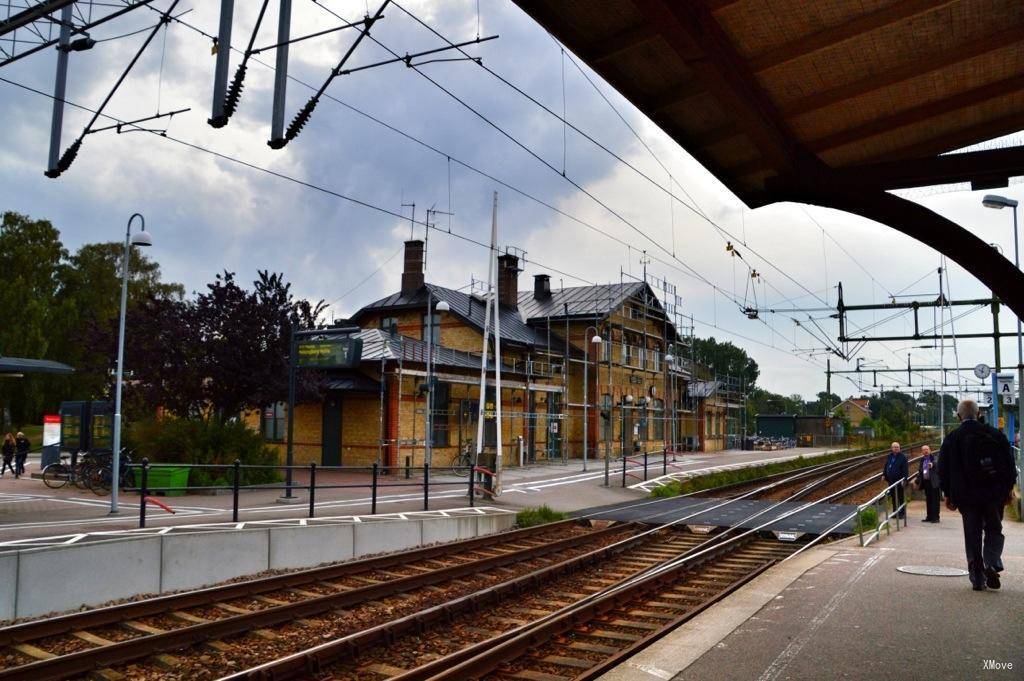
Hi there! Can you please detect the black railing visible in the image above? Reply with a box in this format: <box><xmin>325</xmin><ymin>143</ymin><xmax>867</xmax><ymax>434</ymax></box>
<box><xmin>126</xmin><ymin>458</ymin><xmax>481</xmax><ymax>528</ymax></box>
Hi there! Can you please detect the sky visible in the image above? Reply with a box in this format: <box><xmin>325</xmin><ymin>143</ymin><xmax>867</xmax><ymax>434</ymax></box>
<box><xmin>1</xmin><ymin>0</ymin><xmax>1022</xmax><ymax>402</ymax></box>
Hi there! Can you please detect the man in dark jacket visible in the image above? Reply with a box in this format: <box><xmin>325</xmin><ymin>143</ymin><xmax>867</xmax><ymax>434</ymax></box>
<box><xmin>938</xmin><ymin>399</ymin><xmax>1018</xmax><ymax>591</ymax></box>
<box><xmin>881</xmin><ymin>441</ymin><xmax>909</xmax><ymax>519</ymax></box>
<box><xmin>914</xmin><ymin>444</ymin><xmax>941</xmax><ymax>523</ymax></box>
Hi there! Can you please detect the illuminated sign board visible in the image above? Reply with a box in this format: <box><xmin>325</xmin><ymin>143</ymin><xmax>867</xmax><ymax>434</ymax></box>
<box><xmin>296</xmin><ymin>338</ymin><xmax>363</xmax><ymax>368</ymax></box>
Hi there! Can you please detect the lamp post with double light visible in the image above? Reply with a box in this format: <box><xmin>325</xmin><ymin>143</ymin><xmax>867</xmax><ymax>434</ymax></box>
<box><xmin>982</xmin><ymin>194</ymin><xmax>1021</xmax><ymax>447</ymax></box>
<box><xmin>424</xmin><ymin>297</ymin><xmax>450</xmax><ymax>467</ymax></box>
<box><xmin>582</xmin><ymin>327</ymin><xmax>602</xmax><ymax>472</ymax></box>
<box><xmin>110</xmin><ymin>213</ymin><xmax>152</xmax><ymax>514</ymax></box>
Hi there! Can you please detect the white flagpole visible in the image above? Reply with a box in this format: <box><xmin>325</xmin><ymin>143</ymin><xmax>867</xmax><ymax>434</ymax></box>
<box><xmin>491</xmin><ymin>193</ymin><xmax>503</xmax><ymax>493</ymax></box>
<box><xmin>475</xmin><ymin>198</ymin><xmax>496</xmax><ymax>461</ymax></box>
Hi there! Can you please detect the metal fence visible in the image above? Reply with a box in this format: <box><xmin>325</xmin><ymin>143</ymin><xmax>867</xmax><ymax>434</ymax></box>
<box><xmin>125</xmin><ymin>459</ymin><xmax>490</xmax><ymax>529</ymax></box>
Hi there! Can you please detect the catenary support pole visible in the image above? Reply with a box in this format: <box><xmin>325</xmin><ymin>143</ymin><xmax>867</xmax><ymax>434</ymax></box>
<box><xmin>268</xmin><ymin>0</ymin><xmax>291</xmax><ymax>147</ymax></box>
<box><xmin>209</xmin><ymin>0</ymin><xmax>235</xmax><ymax>127</ymax></box>
<box><xmin>45</xmin><ymin>3</ymin><xmax>73</xmax><ymax>175</ymax></box>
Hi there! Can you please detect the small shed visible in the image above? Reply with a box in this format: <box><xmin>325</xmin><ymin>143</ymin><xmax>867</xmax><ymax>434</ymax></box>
<box><xmin>755</xmin><ymin>414</ymin><xmax>796</xmax><ymax>438</ymax></box>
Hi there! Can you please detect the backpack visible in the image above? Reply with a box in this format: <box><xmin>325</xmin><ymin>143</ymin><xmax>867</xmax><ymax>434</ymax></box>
<box><xmin>960</xmin><ymin>425</ymin><xmax>1012</xmax><ymax>489</ymax></box>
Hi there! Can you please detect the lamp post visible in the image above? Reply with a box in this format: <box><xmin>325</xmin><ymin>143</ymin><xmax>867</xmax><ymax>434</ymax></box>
<box><xmin>424</xmin><ymin>297</ymin><xmax>450</xmax><ymax>467</ymax></box>
<box><xmin>582</xmin><ymin>327</ymin><xmax>602</xmax><ymax>472</ymax></box>
<box><xmin>983</xmin><ymin>194</ymin><xmax>1021</xmax><ymax>446</ymax></box>
<box><xmin>603</xmin><ymin>333</ymin><xmax>614</xmax><ymax>486</ymax></box>
<box><xmin>110</xmin><ymin>213</ymin><xmax>152</xmax><ymax>514</ymax></box>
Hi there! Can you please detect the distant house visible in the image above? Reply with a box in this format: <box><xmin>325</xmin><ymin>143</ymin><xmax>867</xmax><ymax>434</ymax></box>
<box><xmin>834</xmin><ymin>398</ymin><xmax>871</xmax><ymax>426</ymax></box>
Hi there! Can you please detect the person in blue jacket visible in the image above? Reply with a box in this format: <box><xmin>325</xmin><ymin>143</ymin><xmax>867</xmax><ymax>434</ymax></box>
<box><xmin>881</xmin><ymin>441</ymin><xmax>909</xmax><ymax>519</ymax></box>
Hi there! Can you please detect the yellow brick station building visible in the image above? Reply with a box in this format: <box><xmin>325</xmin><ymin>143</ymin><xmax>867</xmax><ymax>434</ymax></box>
<box><xmin>252</xmin><ymin>240</ymin><xmax>724</xmax><ymax>468</ymax></box>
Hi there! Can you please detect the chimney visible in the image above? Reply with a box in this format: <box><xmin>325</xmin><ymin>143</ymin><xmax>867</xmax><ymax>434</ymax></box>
<box><xmin>533</xmin><ymin>274</ymin><xmax>551</xmax><ymax>300</ymax></box>
<box><xmin>401</xmin><ymin>239</ymin><xmax>424</xmax><ymax>295</ymax></box>
<box><xmin>497</xmin><ymin>253</ymin><xmax>521</xmax><ymax>309</ymax></box>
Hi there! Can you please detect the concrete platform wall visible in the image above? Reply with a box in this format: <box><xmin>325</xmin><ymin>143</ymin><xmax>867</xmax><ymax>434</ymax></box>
<box><xmin>0</xmin><ymin>513</ymin><xmax>515</xmax><ymax>621</ymax></box>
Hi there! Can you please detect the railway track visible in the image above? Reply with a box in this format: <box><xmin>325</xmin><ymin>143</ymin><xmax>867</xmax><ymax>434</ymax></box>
<box><xmin>0</xmin><ymin>443</ymin><xmax>931</xmax><ymax>680</ymax></box>
<box><xmin>0</xmin><ymin>521</ymin><xmax>633</xmax><ymax>681</ymax></box>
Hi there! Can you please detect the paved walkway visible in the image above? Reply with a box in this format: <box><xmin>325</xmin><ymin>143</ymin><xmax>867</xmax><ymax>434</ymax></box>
<box><xmin>602</xmin><ymin>499</ymin><xmax>1024</xmax><ymax>681</ymax></box>
<box><xmin>0</xmin><ymin>446</ymin><xmax>842</xmax><ymax>542</ymax></box>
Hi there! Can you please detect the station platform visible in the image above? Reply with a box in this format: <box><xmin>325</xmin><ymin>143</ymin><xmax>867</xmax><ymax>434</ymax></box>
<box><xmin>581</xmin><ymin>495</ymin><xmax>858</xmax><ymax>537</ymax></box>
<box><xmin>600</xmin><ymin>499</ymin><xmax>1024</xmax><ymax>681</ymax></box>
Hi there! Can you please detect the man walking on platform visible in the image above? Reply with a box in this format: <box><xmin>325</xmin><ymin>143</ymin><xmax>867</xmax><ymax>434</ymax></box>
<box><xmin>881</xmin><ymin>441</ymin><xmax>908</xmax><ymax>519</ymax></box>
<box><xmin>938</xmin><ymin>399</ymin><xmax>1018</xmax><ymax>591</ymax></box>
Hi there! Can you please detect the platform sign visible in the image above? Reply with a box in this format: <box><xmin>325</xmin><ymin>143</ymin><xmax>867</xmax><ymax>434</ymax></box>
<box><xmin>41</xmin><ymin>414</ymin><xmax>61</xmax><ymax>468</ymax></box>
<box><xmin>296</xmin><ymin>338</ymin><xmax>363</xmax><ymax>368</ymax></box>
<box><xmin>42</xmin><ymin>414</ymin><xmax>60</xmax><ymax>446</ymax></box>
<box><xmin>997</xmin><ymin>373</ymin><xmax>1015</xmax><ymax>405</ymax></box>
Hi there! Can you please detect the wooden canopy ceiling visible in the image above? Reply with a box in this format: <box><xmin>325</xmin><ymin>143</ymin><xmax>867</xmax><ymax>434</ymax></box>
<box><xmin>513</xmin><ymin>0</ymin><xmax>1024</xmax><ymax>319</ymax></box>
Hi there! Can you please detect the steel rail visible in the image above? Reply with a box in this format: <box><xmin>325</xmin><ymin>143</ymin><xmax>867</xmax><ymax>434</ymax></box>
<box><xmin>386</xmin><ymin>448</ymin><xmax>933</xmax><ymax>681</ymax></box>
<box><xmin>0</xmin><ymin>521</ymin><xmax>631</xmax><ymax>679</ymax></box>
<box><xmin>0</xmin><ymin>522</ymin><xmax>634</xmax><ymax>681</ymax></box>
<box><xmin>0</xmin><ymin>517</ymin><xmax>587</xmax><ymax>646</ymax></box>
<box><xmin>221</xmin><ymin>448</ymin><xmax>902</xmax><ymax>680</ymax></box>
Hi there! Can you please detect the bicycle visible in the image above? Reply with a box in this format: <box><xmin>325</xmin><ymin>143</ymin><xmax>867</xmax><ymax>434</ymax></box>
<box><xmin>449</xmin><ymin>440</ymin><xmax>475</xmax><ymax>477</ymax></box>
<box><xmin>85</xmin><ymin>449</ymin><xmax>136</xmax><ymax>496</ymax></box>
<box><xmin>42</xmin><ymin>454</ymin><xmax>76</xmax><ymax>489</ymax></box>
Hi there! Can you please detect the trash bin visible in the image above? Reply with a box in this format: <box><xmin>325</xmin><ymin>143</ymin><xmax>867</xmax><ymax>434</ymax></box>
<box><xmin>145</xmin><ymin>466</ymin><xmax>190</xmax><ymax>496</ymax></box>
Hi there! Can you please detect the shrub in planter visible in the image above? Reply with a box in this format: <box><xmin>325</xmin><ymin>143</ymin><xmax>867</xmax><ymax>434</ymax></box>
<box><xmin>127</xmin><ymin>418</ymin><xmax>281</xmax><ymax>487</ymax></box>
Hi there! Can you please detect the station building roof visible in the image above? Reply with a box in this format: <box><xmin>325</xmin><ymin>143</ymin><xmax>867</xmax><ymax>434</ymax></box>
<box><xmin>355</xmin><ymin>283</ymin><xmax>560</xmax><ymax>351</ymax></box>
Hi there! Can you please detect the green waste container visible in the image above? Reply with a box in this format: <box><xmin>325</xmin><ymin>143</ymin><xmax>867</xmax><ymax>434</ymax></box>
<box><xmin>145</xmin><ymin>466</ymin><xmax>190</xmax><ymax>496</ymax></box>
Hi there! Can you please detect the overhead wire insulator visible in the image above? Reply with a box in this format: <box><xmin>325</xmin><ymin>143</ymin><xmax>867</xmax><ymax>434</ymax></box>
<box><xmin>285</xmin><ymin>97</ymin><xmax>318</xmax><ymax>143</ymax></box>
<box><xmin>44</xmin><ymin>138</ymin><xmax>82</xmax><ymax>178</ymax></box>
<box><xmin>222</xmin><ymin>62</ymin><xmax>247</xmax><ymax>121</ymax></box>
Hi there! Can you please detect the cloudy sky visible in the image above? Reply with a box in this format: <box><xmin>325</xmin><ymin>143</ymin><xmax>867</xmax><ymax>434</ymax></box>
<box><xmin>1</xmin><ymin>0</ymin><xmax>1022</xmax><ymax>400</ymax></box>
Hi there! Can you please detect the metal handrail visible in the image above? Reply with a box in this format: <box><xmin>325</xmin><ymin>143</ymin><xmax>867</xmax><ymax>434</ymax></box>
<box><xmin>1014</xmin><ymin>445</ymin><xmax>1022</xmax><ymax>522</ymax></box>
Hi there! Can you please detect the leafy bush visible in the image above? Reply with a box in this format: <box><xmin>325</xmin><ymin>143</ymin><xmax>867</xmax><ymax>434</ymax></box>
<box><xmin>647</xmin><ymin>448</ymin><xmax>898</xmax><ymax>499</ymax></box>
<box><xmin>650</xmin><ymin>480</ymin><xmax>683</xmax><ymax>498</ymax></box>
<box><xmin>852</xmin><ymin>506</ymin><xmax>879</xmax><ymax>534</ymax></box>
<box><xmin>126</xmin><ymin>418</ymin><xmax>281</xmax><ymax>487</ymax></box>
<box><xmin>516</xmin><ymin>505</ymin><xmax>567</xmax><ymax>528</ymax></box>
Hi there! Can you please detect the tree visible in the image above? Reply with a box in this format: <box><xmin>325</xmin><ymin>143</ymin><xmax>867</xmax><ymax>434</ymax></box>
<box><xmin>0</xmin><ymin>212</ymin><xmax>66</xmax><ymax>425</ymax></box>
<box><xmin>808</xmin><ymin>391</ymin><xmax>842</xmax><ymax>415</ymax></box>
<box><xmin>116</xmin><ymin>270</ymin><xmax>326</xmax><ymax>422</ymax></box>
<box><xmin>692</xmin><ymin>336</ymin><xmax>759</xmax><ymax>388</ymax></box>
<box><xmin>57</xmin><ymin>241</ymin><xmax>184</xmax><ymax>402</ymax></box>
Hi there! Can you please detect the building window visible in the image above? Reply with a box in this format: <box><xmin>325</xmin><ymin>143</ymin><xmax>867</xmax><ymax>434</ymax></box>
<box><xmin>380</xmin><ymin>317</ymin><xmax>399</xmax><ymax>335</ymax></box>
<box><xmin>431</xmin><ymin>382</ymin><xmax>450</xmax><ymax>447</ymax></box>
<box><xmin>600</xmin><ymin>340</ymin><xmax>610</xmax><ymax>362</ymax></box>
<box><xmin>421</xmin><ymin>313</ymin><xmax>441</xmax><ymax>344</ymax></box>
<box><xmin>653</xmin><ymin>398</ymin><xmax>665</xmax><ymax>440</ymax></box>
<box><xmin>261</xmin><ymin>402</ymin><xmax>286</xmax><ymax>442</ymax></box>
<box><xmin>639</xmin><ymin>404</ymin><xmax>649</xmax><ymax>441</ymax></box>
<box><xmin>601</xmin><ymin>394</ymin><xmax>613</xmax><ymax>441</ymax></box>
<box><xmin>623</xmin><ymin>343</ymin><xmax>635</xmax><ymax>367</ymax></box>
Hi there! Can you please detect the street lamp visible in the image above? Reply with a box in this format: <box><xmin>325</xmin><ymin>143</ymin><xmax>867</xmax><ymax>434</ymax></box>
<box><xmin>582</xmin><ymin>328</ymin><xmax>601</xmax><ymax>472</ymax></box>
<box><xmin>424</xmin><ymin>298</ymin><xmax>450</xmax><ymax>467</ymax></box>
<box><xmin>666</xmin><ymin>354</ymin><xmax>676</xmax><ymax>455</ymax></box>
<box><xmin>110</xmin><ymin>213</ymin><xmax>152</xmax><ymax>514</ymax></box>
<box><xmin>983</xmin><ymin>194</ymin><xmax>1021</xmax><ymax>446</ymax></box>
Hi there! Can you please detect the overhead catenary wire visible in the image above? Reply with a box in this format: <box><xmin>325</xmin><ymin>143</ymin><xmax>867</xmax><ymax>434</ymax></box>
<box><xmin>44</xmin><ymin>4</ymin><xmax>847</xmax><ymax>372</ymax></box>
<box><xmin>392</xmin><ymin>1</ymin><xmax>835</xmax><ymax>314</ymax></box>
<box><xmin>0</xmin><ymin>73</ymin><xmax>834</xmax><ymax>377</ymax></box>
<box><xmin>133</xmin><ymin>1</ymin><xmax>818</xmax><ymax>357</ymax></box>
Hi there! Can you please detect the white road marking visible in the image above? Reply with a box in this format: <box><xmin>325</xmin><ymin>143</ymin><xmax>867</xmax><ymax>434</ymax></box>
<box><xmin>756</xmin><ymin>551</ymin><xmax>885</xmax><ymax>681</ymax></box>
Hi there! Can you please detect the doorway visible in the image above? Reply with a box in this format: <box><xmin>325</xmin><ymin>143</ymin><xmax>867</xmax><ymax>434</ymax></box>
<box><xmin>322</xmin><ymin>394</ymin><xmax>342</xmax><ymax>466</ymax></box>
